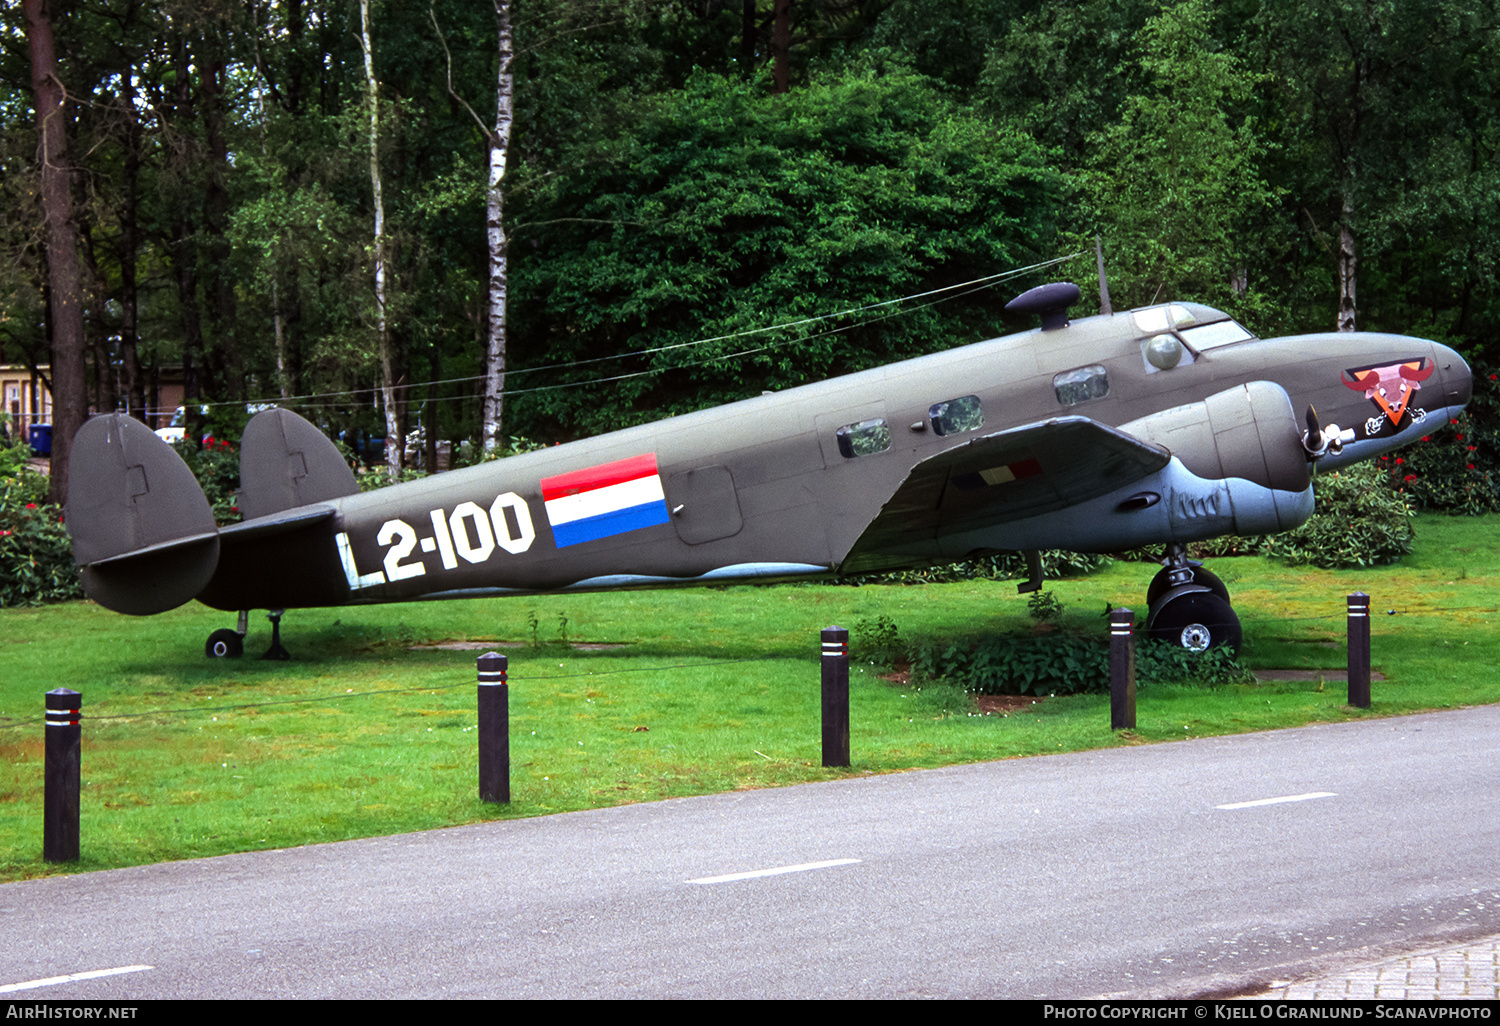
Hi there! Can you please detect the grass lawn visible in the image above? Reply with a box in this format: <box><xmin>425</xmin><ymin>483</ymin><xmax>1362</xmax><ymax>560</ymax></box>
<box><xmin>2</xmin><ymin>513</ymin><xmax>1497</xmax><ymax>882</ymax></box>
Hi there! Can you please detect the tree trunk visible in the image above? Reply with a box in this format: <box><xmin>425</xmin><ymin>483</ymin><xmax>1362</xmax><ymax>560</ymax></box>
<box><xmin>1335</xmin><ymin>45</ymin><xmax>1368</xmax><ymax>334</ymax></box>
<box><xmin>1337</xmin><ymin>194</ymin><xmax>1357</xmax><ymax>332</ymax></box>
<box><xmin>23</xmin><ymin>0</ymin><xmax>86</xmax><ymax>507</ymax></box>
<box><xmin>741</xmin><ymin>0</ymin><xmax>757</xmax><ymax>72</ymax></box>
<box><xmin>249</xmin><ymin>5</ymin><xmax>291</xmax><ymax>402</ymax></box>
<box><xmin>120</xmin><ymin>70</ymin><xmax>145</xmax><ymax>423</ymax></box>
<box><xmin>201</xmin><ymin>39</ymin><xmax>240</xmax><ymax>402</ymax></box>
<box><xmin>480</xmin><ymin>0</ymin><xmax>514</xmax><ymax>455</ymax></box>
<box><xmin>772</xmin><ymin>0</ymin><xmax>790</xmax><ymax>94</ymax></box>
<box><xmin>360</xmin><ymin>0</ymin><xmax>402</xmax><ymax>476</ymax></box>
<box><xmin>172</xmin><ymin>36</ymin><xmax>205</xmax><ymax>447</ymax></box>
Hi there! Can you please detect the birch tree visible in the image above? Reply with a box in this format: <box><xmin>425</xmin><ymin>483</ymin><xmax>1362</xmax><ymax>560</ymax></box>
<box><xmin>360</xmin><ymin>0</ymin><xmax>402</xmax><ymax>475</ymax></box>
<box><xmin>480</xmin><ymin>0</ymin><xmax>513</xmax><ymax>455</ymax></box>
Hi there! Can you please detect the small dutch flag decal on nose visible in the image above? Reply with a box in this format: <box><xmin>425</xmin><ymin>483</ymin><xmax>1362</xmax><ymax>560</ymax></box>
<box><xmin>541</xmin><ymin>454</ymin><xmax>671</xmax><ymax>547</ymax></box>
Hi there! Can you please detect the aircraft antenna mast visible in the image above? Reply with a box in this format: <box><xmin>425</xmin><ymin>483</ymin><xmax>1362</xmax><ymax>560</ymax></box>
<box><xmin>1096</xmin><ymin>236</ymin><xmax>1113</xmax><ymax>315</ymax></box>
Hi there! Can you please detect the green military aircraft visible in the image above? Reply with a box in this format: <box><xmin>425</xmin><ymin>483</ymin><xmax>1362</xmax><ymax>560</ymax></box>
<box><xmin>65</xmin><ymin>281</ymin><xmax>1471</xmax><ymax>658</ymax></box>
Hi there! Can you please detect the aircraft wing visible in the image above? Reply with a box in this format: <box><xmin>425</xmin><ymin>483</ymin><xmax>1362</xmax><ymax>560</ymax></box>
<box><xmin>839</xmin><ymin>416</ymin><xmax>1171</xmax><ymax>572</ymax></box>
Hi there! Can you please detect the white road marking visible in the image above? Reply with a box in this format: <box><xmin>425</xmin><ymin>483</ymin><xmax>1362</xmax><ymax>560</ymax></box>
<box><xmin>1216</xmin><ymin>792</ymin><xmax>1337</xmax><ymax>810</ymax></box>
<box><xmin>0</xmin><ymin>964</ymin><xmax>153</xmax><ymax>994</ymax></box>
<box><xmin>688</xmin><ymin>858</ymin><xmax>861</xmax><ymax>885</ymax></box>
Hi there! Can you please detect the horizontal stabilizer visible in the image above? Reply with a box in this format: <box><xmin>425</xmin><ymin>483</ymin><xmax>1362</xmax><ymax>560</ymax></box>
<box><xmin>81</xmin><ymin>534</ymin><xmax>221</xmax><ymax>616</ymax></box>
<box><xmin>238</xmin><ymin>408</ymin><xmax>358</xmax><ymax>520</ymax></box>
<box><xmin>219</xmin><ymin>504</ymin><xmax>336</xmax><ymax>543</ymax></box>
<box><xmin>66</xmin><ymin>414</ymin><xmax>220</xmax><ymax>615</ymax></box>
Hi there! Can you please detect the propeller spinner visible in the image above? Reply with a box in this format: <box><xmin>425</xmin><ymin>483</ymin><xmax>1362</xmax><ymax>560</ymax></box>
<box><xmin>1302</xmin><ymin>405</ymin><xmax>1355</xmax><ymax>461</ymax></box>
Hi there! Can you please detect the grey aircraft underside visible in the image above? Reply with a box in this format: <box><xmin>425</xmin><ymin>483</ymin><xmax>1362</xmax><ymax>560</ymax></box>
<box><xmin>65</xmin><ymin>282</ymin><xmax>1472</xmax><ymax>658</ymax></box>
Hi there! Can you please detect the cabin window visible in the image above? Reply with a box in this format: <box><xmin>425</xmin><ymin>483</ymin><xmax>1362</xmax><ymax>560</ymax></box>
<box><xmin>1053</xmin><ymin>365</ymin><xmax>1109</xmax><ymax>406</ymax></box>
<box><xmin>929</xmin><ymin>395</ymin><xmax>984</xmax><ymax>436</ymax></box>
<box><xmin>835</xmin><ymin>418</ymin><xmax>891</xmax><ymax>458</ymax></box>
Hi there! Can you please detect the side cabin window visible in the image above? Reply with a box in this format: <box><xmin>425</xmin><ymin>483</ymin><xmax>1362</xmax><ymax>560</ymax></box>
<box><xmin>835</xmin><ymin>418</ymin><xmax>892</xmax><ymax>458</ymax></box>
<box><xmin>1053</xmin><ymin>365</ymin><xmax>1108</xmax><ymax>406</ymax></box>
<box><xmin>929</xmin><ymin>395</ymin><xmax>984</xmax><ymax>436</ymax></box>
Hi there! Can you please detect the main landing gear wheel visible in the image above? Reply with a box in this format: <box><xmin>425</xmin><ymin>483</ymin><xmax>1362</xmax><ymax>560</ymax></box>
<box><xmin>205</xmin><ymin>629</ymin><xmax>244</xmax><ymax>659</ymax></box>
<box><xmin>1146</xmin><ymin>587</ymin><xmax>1242</xmax><ymax>654</ymax></box>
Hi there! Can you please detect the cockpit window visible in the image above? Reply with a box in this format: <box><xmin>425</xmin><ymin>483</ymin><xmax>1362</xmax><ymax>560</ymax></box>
<box><xmin>1132</xmin><ymin>305</ymin><xmax>1194</xmax><ymax>335</ymax></box>
<box><xmin>1180</xmin><ymin>320</ymin><xmax>1255</xmax><ymax>349</ymax></box>
<box><xmin>929</xmin><ymin>395</ymin><xmax>984</xmax><ymax>436</ymax></box>
<box><xmin>1054</xmin><ymin>365</ymin><xmax>1109</xmax><ymax>406</ymax></box>
<box><xmin>835</xmin><ymin>418</ymin><xmax>891</xmax><ymax>458</ymax></box>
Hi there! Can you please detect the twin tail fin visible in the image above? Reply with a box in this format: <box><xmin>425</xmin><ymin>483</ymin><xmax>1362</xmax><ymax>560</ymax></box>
<box><xmin>65</xmin><ymin>409</ymin><xmax>358</xmax><ymax>615</ymax></box>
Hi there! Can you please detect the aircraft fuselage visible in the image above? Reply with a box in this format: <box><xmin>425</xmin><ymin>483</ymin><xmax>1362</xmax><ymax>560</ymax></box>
<box><xmin>193</xmin><ymin>301</ymin><xmax>1471</xmax><ymax>611</ymax></box>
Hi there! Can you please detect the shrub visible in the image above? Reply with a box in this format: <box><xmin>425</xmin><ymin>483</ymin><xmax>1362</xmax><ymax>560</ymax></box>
<box><xmin>908</xmin><ymin>631</ymin><xmax>1248</xmax><ymax>696</ymax></box>
<box><xmin>0</xmin><ymin>462</ymin><xmax>82</xmax><ymax>607</ymax></box>
<box><xmin>852</xmin><ymin>614</ymin><xmax>902</xmax><ymax>665</ymax></box>
<box><xmin>1266</xmin><ymin>462</ymin><xmax>1415</xmax><ymax>568</ymax></box>
<box><xmin>1380</xmin><ymin>411</ymin><xmax>1500</xmax><ymax>515</ymax></box>
<box><xmin>835</xmin><ymin>549</ymin><xmax>1111</xmax><ymax>586</ymax></box>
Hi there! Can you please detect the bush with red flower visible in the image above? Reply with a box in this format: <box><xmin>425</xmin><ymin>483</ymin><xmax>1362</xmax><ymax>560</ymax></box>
<box><xmin>1382</xmin><ymin>363</ymin><xmax>1500</xmax><ymax>515</ymax></box>
<box><xmin>170</xmin><ymin>436</ymin><xmax>243</xmax><ymax>525</ymax></box>
<box><xmin>0</xmin><ymin>442</ymin><xmax>82</xmax><ymax>606</ymax></box>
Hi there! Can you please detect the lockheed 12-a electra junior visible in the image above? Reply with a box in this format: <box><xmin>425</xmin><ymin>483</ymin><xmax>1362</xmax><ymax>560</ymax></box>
<box><xmin>65</xmin><ymin>281</ymin><xmax>1472</xmax><ymax>658</ymax></box>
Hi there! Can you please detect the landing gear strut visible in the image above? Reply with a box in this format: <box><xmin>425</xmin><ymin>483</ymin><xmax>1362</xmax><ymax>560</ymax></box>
<box><xmin>1145</xmin><ymin>545</ymin><xmax>1241</xmax><ymax>653</ymax></box>
<box><xmin>205</xmin><ymin>610</ymin><xmax>250</xmax><ymax>659</ymax></box>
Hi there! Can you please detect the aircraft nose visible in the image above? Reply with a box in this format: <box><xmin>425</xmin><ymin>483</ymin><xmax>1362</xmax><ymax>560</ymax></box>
<box><xmin>1433</xmin><ymin>342</ymin><xmax>1472</xmax><ymax>413</ymax></box>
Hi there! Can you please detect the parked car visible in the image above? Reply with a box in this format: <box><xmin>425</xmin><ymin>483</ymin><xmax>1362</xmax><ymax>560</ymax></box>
<box><xmin>153</xmin><ymin>406</ymin><xmax>205</xmax><ymax>443</ymax></box>
<box><xmin>154</xmin><ymin>404</ymin><xmax>275</xmax><ymax>444</ymax></box>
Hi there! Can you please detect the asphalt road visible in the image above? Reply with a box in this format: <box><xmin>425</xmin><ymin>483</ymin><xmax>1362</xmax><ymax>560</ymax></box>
<box><xmin>2</xmin><ymin>705</ymin><xmax>1498</xmax><ymax>999</ymax></box>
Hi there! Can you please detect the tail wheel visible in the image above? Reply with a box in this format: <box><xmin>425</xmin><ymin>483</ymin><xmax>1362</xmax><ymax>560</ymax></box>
<box><xmin>205</xmin><ymin>628</ymin><xmax>244</xmax><ymax>659</ymax></box>
<box><xmin>1146</xmin><ymin>587</ymin><xmax>1242</xmax><ymax>654</ymax></box>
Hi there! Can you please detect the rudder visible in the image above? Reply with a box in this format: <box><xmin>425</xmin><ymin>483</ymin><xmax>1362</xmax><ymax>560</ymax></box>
<box><xmin>237</xmin><ymin>408</ymin><xmax>359</xmax><ymax>520</ymax></box>
<box><xmin>65</xmin><ymin>414</ymin><xmax>220</xmax><ymax>615</ymax></box>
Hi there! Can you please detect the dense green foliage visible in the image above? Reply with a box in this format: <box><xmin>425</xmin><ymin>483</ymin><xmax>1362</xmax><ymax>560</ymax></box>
<box><xmin>1384</xmin><ymin>369</ymin><xmax>1500</xmax><ymax>516</ymax></box>
<box><xmin>837</xmin><ymin>548</ymin><xmax>1111</xmax><ymax>586</ymax></box>
<box><xmin>171</xmin><ymin>437</ymin><xmax>243</xmax><ymax>526</ymax></box>
<box><xmin>1075</xmin><ymin>0</ymin><xmax>1277</xmax><ymax>315</ymax></box>
<box><xmin>511</xmin><ymin>66</ymin><xmax>1061</xmax><ymax>436</ymax></box>
<box><xmin>1267</xmin><ymin>463</ymin><xmax>1416</xmax><ymax>569</ymax></box>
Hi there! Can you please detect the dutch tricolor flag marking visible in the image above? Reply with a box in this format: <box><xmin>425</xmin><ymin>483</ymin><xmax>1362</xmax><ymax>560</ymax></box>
<box><xmin>541</xmin><ymin>454</ymin><xmax>671</xmax><ymax>548</ymax></box>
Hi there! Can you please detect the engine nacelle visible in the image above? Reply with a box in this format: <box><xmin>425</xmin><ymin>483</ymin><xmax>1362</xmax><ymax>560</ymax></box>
<box><xmin>1120</xmin><ymin>380</ymin><xmax>1312</xmax><ymax>537</ymax></box>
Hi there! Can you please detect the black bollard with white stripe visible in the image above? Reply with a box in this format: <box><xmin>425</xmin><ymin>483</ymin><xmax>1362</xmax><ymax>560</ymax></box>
<box><xmin>821</xmin><ymin>626</ymin><xmax>850</xmax><ymax>768</ymax></box>
<box><xmin>1347</xmin><ymin>592</ymin><xmax>1371</xmax><ymax>709</ymax></box>
<box><xmin>477</xmin><ymin>652</ymin><xmax>510</xmax><ymax>803</ymax></box>
<box><xmin>1109</xmin><ymin>608</ymin><xmax>1136</xmax><ymax>730</ymax></box>
<box><xmin>44</xmin><ymin>688</ymin><xmax>81</xmax><ymax>862</ymax></box>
